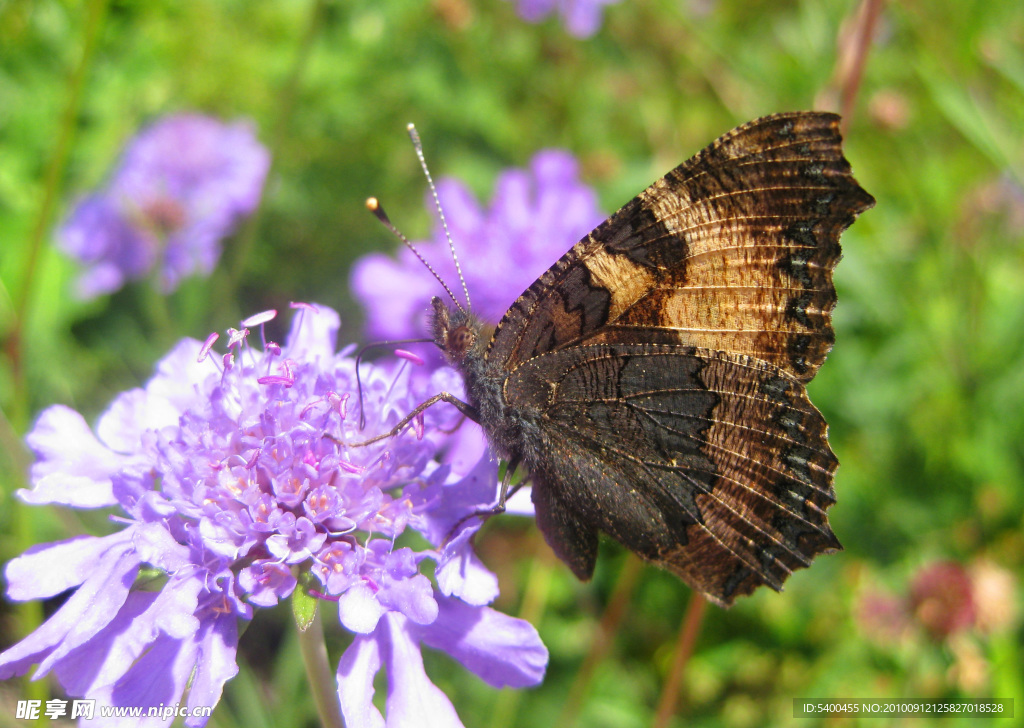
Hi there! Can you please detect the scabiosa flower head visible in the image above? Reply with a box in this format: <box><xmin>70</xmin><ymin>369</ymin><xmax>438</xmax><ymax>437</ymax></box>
<box><xmin>58</xmin><ymin>113</ymin><xmax>270</xmax><ymax>298</ymax></box>
<box><xmin>2</xmin><ymin>304</ymin><xmax>546</xmax><ymax>727</ymax></box>
<box><xmin>507</xmin><ymin>0</ymin><xmax>621</xmax><ymax>38</ymax></box>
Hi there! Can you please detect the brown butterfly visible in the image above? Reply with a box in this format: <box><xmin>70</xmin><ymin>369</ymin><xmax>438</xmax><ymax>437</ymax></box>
<box><xmin>373</xmin><ymin>112</ymin><xmax>874</xmax><ymax>607</ymax></box>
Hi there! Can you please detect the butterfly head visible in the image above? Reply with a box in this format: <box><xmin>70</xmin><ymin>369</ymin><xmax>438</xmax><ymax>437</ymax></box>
<box><xmin>430</xmin><ymin>296</ymin><xmax>485</xmax><ymax>365</ymax></box>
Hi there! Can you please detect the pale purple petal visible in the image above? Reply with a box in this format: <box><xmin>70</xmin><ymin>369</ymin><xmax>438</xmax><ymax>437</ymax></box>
<box><xmin>435</xmin><ymin>527</ymin><xmax>499</xmax><ymax>606</ymax></box>
<box><xmin>52</xmin><ymin>591</ymin><xmax>155</xmax><ymax>696</ymax></box>
<box><xmin>21</xmin><ymin>405</ymin><xmax>121</xmax><ymax>507</ymax></box>
<box><xmin>53</xmin><ymin>573</ymin><xmax>202</xmax><ymax>696</ymax></box>
<box><xmin>415</xmin><ymin>454</ymin><xmax>500</xmax><ymax>546</ymax></box>
<box><xmin>0</xmin><ymin>538</ymin><xmax>140</xmax><ymax>679</ymax></box>
<box><xmin>337</xmin><ymin>635</ymin><xmax>385</xmax><ymax>728</ymax></box>
<box><xmin>185</xmin><ymin>613</ymin><xmax>239</xmax><ymax>727</ymax></box>
<box><xmin>92</xmin><ymin>634</ymin><xmax>198</xmax><ymax>727</ymax></box>
<box><xmin>416</xmin><ymin>596</ymin><xmax>547</xmax><ymax>689</ymax></box>
<box><xmin>145</xmin><ymin>338</ymin><xmax>217</xmax><ymax>414</ymax></box>
<box><xmin>4</xmin><ymin>532</ymin><xmax>130</xmax><ymax>601</ymax></box>
<box><xmin>383</xmin><ymin>614</ymin><xmax>463</xmax><ymax>728</ymax></box>
<box><xmin>504</xmin><ymin>484</ymin><xmax>535</xmax><ymax>516</ymax></box>
<box><xmin>339</xmin><ymin>583</ymin><xmax>385</xmax><ymax>634</ymax></box>
<box><xmin>350</xmin><ymin>252</ymin><xmax>437</xmax><ymax>341</ymax></box>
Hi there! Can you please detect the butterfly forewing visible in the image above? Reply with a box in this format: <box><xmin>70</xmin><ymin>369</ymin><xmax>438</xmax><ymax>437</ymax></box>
<box><xmin>452</xmin><ymin>111</ymin><xmax>873</xmax><ymax>606</ymax></box>
<box><xmin>486</xmin><ymin>112</ymin><xmax>874</xmax><ymax>383</ymax></box>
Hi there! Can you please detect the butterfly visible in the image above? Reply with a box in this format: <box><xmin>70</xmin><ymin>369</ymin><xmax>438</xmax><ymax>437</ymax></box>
<box><xmin>377</xmin><ymin>112</ymin><xmax>874</xmax><ymax>607</ymax></box>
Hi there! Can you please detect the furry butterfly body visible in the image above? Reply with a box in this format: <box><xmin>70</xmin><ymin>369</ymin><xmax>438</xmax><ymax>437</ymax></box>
<box><xmin>429</xmin><ymin>112</ymin><xmax>874</xmax><ymax>606</ymax></box>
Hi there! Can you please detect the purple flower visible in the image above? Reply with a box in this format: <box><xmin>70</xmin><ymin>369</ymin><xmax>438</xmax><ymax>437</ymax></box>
<box><xmin>2</xmin><ymin>305</ymin><xmax>546</xmax><ymax>727</ymax></box>
<box><xmin>351</xmin><ymin>150</ymin><xmax>605</xmax><ymax>472</ymax></box>
<box><xmin>507</xmin><ymin>0</ymin><xmax>621</xmax><ymax>38</ymax></box>
<box><xmin>58</xmin><ymin>113</ymin><xmax>270</xmax><ymax>298</ymax></box>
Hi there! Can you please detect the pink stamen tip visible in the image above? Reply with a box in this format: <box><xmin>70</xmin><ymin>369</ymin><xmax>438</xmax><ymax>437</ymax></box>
<box><xmin>257</xmin><ymin>359</ymin><xmax>295</xmax><ymax>387</ymax></box>
<box><xmin>300</xmin><ymin>397</ymin><xmax>324</xmax><ymax>419</ymax></box>
<box><xmin>289</xmin><ymin>301</ymin><xmax>318</xmax><ymax>312</ymax></box>
<box><xmin>227</xmin><ymin>327</ymin><xmax>249</xmax><ymax>348</ymax></box>
<box><xmin>258</xmin><ymin>374</ymin><xmax>295</xmax><ymax>386</ymax></box>
<box><xmin>198</xmin><ymin>332</ymin><xmax>220</xmax><ymax>362</ymax></box>
<box><xmin>395</xmin><ymin>349</ymin><xmax>425</xmax><ymax>366</ymax></box>
<box><xmin>241</xmin><ymin>309</ymin><xmax>278</xmax><ymax>327</ymax></box>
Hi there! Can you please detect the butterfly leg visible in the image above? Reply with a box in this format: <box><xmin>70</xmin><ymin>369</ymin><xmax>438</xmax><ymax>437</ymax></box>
<box><xmin>346</xmin><ymin>392</ymin><xmax>479</xmax><ymax>447</ymax></box>
<box><xmin>440</xmin><ymin>456</ymin><xmax>523</xmax><ymax>547</ymax></box>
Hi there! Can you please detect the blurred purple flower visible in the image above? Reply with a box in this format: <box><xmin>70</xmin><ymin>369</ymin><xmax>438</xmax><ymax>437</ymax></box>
<box><xmin>1</xmin><ymin>305</ymin><xmax>546</xmax><ymax>727</ymax></box>
<box><xmin>507</xmin><ymin>0</ymin><xmax>621</xmax><ymax>37</ymax></box>
<box><xmin>58</xmin><ymin>113</ymin><xmax>270</xmax><ymax>298</ymax></box>
<box><xmin>351</xmin><ymin>149</ymin><xmax>605</xmax><ymax>472</ymax></box>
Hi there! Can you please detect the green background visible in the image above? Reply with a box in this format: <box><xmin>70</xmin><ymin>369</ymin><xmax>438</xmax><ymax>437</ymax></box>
<box><xmin>1</xmin><ymin>1</ymin><xmax>1022</xmax><ymax>726</ymax></box>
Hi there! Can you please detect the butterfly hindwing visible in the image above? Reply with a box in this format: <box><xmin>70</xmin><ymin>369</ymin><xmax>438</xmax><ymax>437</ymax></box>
<box><xmin>505</xmin><ymin>343</ymin><xmax>840</xmax><ymax>606</ymax></box>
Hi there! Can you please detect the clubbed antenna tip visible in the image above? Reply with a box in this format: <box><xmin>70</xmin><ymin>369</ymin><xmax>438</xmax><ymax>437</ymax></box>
<box><xmin>364</xmin><ymin>196</ymin><xmax>464</xmax><ymax>313</ymax></box>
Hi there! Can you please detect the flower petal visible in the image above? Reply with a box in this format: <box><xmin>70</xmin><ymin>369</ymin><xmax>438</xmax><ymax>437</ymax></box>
<box><xmin>94</xmin><ymin>633</ymin><xmax>199</xmax><ymax>727</ymax></box>
<box><xmin>383</xmin><ymin>613</ymin><xmax>463</xmax><ymax>728</ymax></box>
<box><xmin>185</xmin><ymin>612</ymin><xmax>239</xmax><ymax>727</ymax></box>
<box><xmin>337</xmin><ymin>634</ymin><xmax>385</xmax><ymax>728</ymax></box>
<box><xmin>0</xmin><ymin>537</ymin><xmax>140</xmax><ymax>680</ymax></box>
<box><xmin>21</xmin><ymin>405</ymin><xmax>121</xmax><ymax>507</ymax></box>
<box><xmin>52</xmin><ymin>591</ymin><xmax>156</xmax><ymax>696</ymax></box>
<box><xmin>4</xmin><ymin>531</ymin><xmax>132</xmax><ymax>601</ymax></box>
<box><xmin>338</xmin><ymin>583</ymin><xmax>384</xmax><ymax>634</ymax></box>
<box><xmin>435</xmin><ymin>529</ymin><xmax>499</xmax><ymax>607</ymax></box>
<box><xmin>415</xmin><ymin>596</ymin><xmax>548</xmax><ymax>689</ymax></box>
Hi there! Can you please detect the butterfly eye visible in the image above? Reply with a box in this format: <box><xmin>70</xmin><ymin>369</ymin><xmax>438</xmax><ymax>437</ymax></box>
<box><xmin>447</xmin><ymin>325</ymin><xmax>475</xmax><ymax>357</ymax></box>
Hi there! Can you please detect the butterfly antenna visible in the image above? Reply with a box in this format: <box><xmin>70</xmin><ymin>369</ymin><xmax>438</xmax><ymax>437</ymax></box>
<box><xmin>407</xmin><ymin>123</ymin><xmax>472</xmax><ymax>311</ymax></box>
<box><xmin>365</xmin><ymin>197</ymin><xmax>465</xmax><ymax>313</ymax></box>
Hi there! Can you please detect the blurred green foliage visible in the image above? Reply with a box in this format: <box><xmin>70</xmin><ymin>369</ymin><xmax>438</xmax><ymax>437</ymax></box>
<box><xmin>1</xmin><ymin>0</ymin><xmax>1022</xmax><ymax>726</ymax></box>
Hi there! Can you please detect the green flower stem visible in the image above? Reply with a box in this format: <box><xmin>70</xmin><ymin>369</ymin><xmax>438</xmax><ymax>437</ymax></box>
<box><xmin>295</xmin><ymin>607</ymin><xmax>345</xmax><ymax>728</ymax></box>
